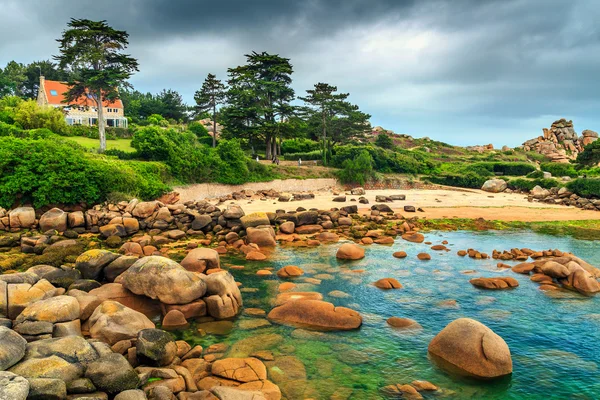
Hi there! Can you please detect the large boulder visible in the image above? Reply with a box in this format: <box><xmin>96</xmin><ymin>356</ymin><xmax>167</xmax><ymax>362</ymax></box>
<box><xmin>428</xmin><ymin>318</ymin><xmax>512</xmax><ymax>379</ymax></box>
<box><xmin>401</xmin><ymin>232</ymin><xmax>425</xmax><ymax>243</ymax></box>
<box><xmin>9</xmin><ymin>207</ymin><xmax>35</xmax><ymax>229</ymax></box>
<box><xmin>223</xmin><ymin>205</ymin><xmax>245</xmax><ymax>219</ymax></box>
<box><xmin>89</xmin><ymin>283</ymin><xmax>161</xmax><ymax>319</ymax></box>
<box><xmin>26</xmin><ymin>378</ymin><xmax>66</xmax><ymax>400</ymax></box>
<box><xmin>0</xmin><ymin>327</ymin><xmax>26</xmax><ymax>370</ymax></box>
<box><xmin>565</xmin><ymin>269</ymin><xmax>600</xmax><ymax>296</ymax></box>
<box><xmin>15</xmin><ymin>295</ymin><xmax>80</xmax><ymax>324</ymax></box>
<box><xmin>212</xmin><ymin>357</ymin><xmax>267</xmax><ymax>382</ymax></box>
<box><xmin>75</xmin><ymin>250</ymin><xmax>120</xmax><ymax>281</ymax></box>
<box><xmin>268</xmin><ymin>300</ymin><xmax>362</xmax><ymax>331</ymax></box>
<box><xmin>181</xmin><ymin>248</ymin><xmax>220</xmax><ymax>273</ymax></box>
<box><xmin>116</xmin><ymin>256</ymin><xmax>206</xmax><ymax>304</ymax></box>
<box><xmin>240</xmin><ymin>213</ymin><xmax>270</xmax><ymax>229</ymax></box>
<box><xmin>481</xmin><ymin>179</ymin><xmax>507</xmax><ymax>193</ymax></box>
<box><xmin>7</xmin><ymin>280</ymin><xmax>57</xmax><ymax>319</ymax></box>
<box><xmin>85</xmin><ymin>353</ymin><xmax>139</xmax><ymax>394</ymax></box>
<box><xmin>136</xmin><ymin>329</ymin><xmax>177</xmax><ymax>367</ymax></box>
<box><xmin>132</xmin><ymin>201</ymin><xmax>158</xmax><ymax>219</ymax></box>
<box><xmin>21</xmin><ymin>336</ymin><xmax>99</xmax><ymax>366</ymax></box>
<box><xmin>469</xmin><ymin>277</ymin><xmax>519</xmax><ymax>290</ymax></box>
<box><xmin>296</xmin><ymin>211</ymin><xmax>318</xmax><ymax>226</ymax></box>
<box><xmin>39</xmin><ymin>208</ymin><xmax>68</xmax><ymax>232</ymax></box>
<box><xmin>336</xmin><ymin>244</ymin><xmax>365</xmax><ymax>260</ymax></box>
<box><xmin>204</xmin><ymin>272</ymin><xmax>243</xmax><ymax>319</ymax></box>
<box><xmin>0</xmin><ymin>371</ymin><xmax>29</xmax><ymax>400</ymax></box>
<box><xmin>246</xmin><ymin>227</ymin><xmax>276</xmax><ymax>247</ymax></box>
<box><xmin>88</xmin><ymin>301</ymin><xmax>155</xmax><ymax>345</ymax></box>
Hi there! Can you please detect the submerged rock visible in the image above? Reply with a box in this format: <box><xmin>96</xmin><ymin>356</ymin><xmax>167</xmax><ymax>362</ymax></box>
<box><xmin>335</xmin><ymin>244</ymin><xmax>365</xmax><ymax>260</ymax></box>
<box><xmin>268</xmin><ymin>300</ymin><xmax>362</xmax><ymax>331</ymax></box>
<box><xmin>428</xmin><ymin>318</ymin><xmax>512</xmax><ymax>380</ymax></box>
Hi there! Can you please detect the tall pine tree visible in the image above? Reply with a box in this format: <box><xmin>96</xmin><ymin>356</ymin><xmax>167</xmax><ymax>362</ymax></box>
<box><xmin>194</xmin><ymin>73</ymin><xmax>226</xmax><ymax>147</ymax></box>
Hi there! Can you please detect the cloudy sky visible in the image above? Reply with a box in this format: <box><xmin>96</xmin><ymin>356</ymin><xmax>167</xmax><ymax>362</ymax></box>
<box><xmin>2</xmin><ymin>0</ymin><xmax>599</xmax><ymax>146</ymax></box>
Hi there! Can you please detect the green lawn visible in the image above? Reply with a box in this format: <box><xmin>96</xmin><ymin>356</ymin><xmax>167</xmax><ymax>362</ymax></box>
<box><xmin>67</xmin><ymin>136</ymin><xmax>134</xmax><ymax>152</ymax></box>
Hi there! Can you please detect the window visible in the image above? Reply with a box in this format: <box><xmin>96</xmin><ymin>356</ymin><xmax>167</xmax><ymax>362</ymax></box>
<box><xmin>50</xmin><ymin>90</ymin><xmax>58</xmax><ymax>96</ymax></box>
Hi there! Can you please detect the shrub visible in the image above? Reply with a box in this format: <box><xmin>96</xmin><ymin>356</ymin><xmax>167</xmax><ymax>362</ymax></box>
<box><xmin>576</xmin><ymin>140</ymin><xmax>600</xmax><ymax>167</ymax></box>
<box><xmin>0</xmin><ymin>121</ymin><xmax>25</xmax><ymax>137</ymax></box>
<box><xmin>526</xmin><ymin>170</ymin><xmax>544</xmax><ymax>179</ymax></box>
<box><xmin>147</xmin><ymin>114</ymin><xmax>169</xmax><ymax>127</ymax></box>
<box><xmin>427</xmin><ymin>172</ymin><xmax>487</xmax><ymax>189</ymax></box>
<box><xmin>281</xmin><ymin>138</ymin><xmax>320</xmax><ymax>154</ymax></box>
<box><xmin>104</xmin><ymin>149</ymin><xmax>138</xmax><ymax>160</ymax></box>
<box><xmin>332</xmin><ymin>145</ymin><xmax>434</xmax><ymax>174</ymax></box>
<box><xmin>188</xmin><ymin>122</ymin><xmax>213</xmax><ymax>146</ymax></box>
<box><xmin>13</xmin><ymin>100</ymin><xmax>68</xmax><ymax>134</ymax></box>
<box><xmin>337</xmin><ymin>150</ymin><xmax>375</xmax><ymax>185</ymax></box>
<box><xmin>488</xmin><ymin>162</ymin><xmax>536</xmax><ymax>176</ymax></box>
<box><xmin>131</xmin><ymin>126</ymin><xmax>174</xmax><ymax>161</ymax></box>
<box><xmin>375</xmin><ymin>133</ymin><xmax>394</xmax><ymax>149</ymax></box>
<box><xmin>567</xmin><ymin>178</ymin><xmax>600</xmax><ymax>198</ymax></box>
<box><xmin>214</xmin><ymin>139</ymin><xmax>250</xmax><ymax>185</ymax></box>
<box><xmin>540</xmin><ymin>162</ymin><xmax>578</xmax><ymax>178</ymax></box>
<box><xmin>283</xmin><ymin>150</ymin><xmax>322</xmax><ymax>161</ymax></box>
<box><xmin>507</xmin><ymin>178</ymin><xmax>561</xmax><ymax>191</ymax></box>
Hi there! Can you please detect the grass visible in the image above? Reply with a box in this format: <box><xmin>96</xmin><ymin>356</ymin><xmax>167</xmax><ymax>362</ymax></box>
<box><xmin>67</xmin><ymin>136</ymin><xmax>135</xmax><ymax>152</ymax></box>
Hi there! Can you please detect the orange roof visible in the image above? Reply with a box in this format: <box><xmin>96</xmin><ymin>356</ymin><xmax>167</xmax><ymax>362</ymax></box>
<box><xmin>44</xmin><ymin>80</ymin><xmax>123</xmax><ymax>108</ymax></box>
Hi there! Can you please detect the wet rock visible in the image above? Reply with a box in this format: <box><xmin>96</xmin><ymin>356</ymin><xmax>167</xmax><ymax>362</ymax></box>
<box><xmin>85</xmin><ymin>353</ymin><xmax>139</xmax><ymax>394</ymax></box>
<box><xmin>0</xmin><ymin>371</ymin><xmax>29</xmax><ymax>400</ymax></box>
<box><xmin>276</xmin><ymin>266</ymin><xmax>304</xmax><ymax>278</ymax></box>
<box><xmin>393</xmin><ymin>251</ymin><xmax>407</xmax><ymax>259</ymax></box>
<box><xmin>181</xmin><ymin>248</ymin><xmax>220</xmax><ymax>273</ymax></box>
<box><xmin>241</xmin><ymin>213</ymin><xmax>270</xmax><ymax>229</ymax></box>
<box><xmin>268</xmin><ymin>300</ymin><xmax>361</xmax><ymax>331</ymax></box>
<box><xmin>469</xmin><ymin>277</ymin><xmax>519</xmax><ymax>290</ymax></box>
<box><xmin>211</xmin><ymin>357</ymin><xmax>267</xmax><ymax>383</ymax></box>
<box><xmin>428</xmin><ymin>318</ymin><xmax>512</xmax><ymax>379</ymax></box>
<box><xmin>0</xmin><ymin>327</ymin><xmax>26</xmax><ymax>370</ymax></box>
<box><xmin>566</xmin><ymin>269</ymin><xmax>600</xmax><ymax>296</ymax></box>
<box><xmin>211</xmin><ymin>386</ymin><xmax>267</xmax><ymax>400</ymax></box>
<box><xmin>204</xmin><ymin>271</ymin><xmax>242</xmax><ymax>319</ymax></box>
<box><xmin>246</xmin><ymin>251</ymin><xmax>267</xmax><ymax>261</ymax></box>
<box><xmin>387</xmin><ymin>317</ymin><xmax>422</xmax><ymax>330</ymax></box>
<box><xmin>540</xmin><ymin>261</ymin><xmax>570</xmax><ymax>279</ymax></box>
<box><xmin>374</xmin><ymin>278</ymin><xmax>402</xmax><ymax>290</ymax></box>
<box><xmin>88</xmin><ymin>301</ymin><xmax>155</xmax><ymax>345</ymax></box>
<box><xmin>401</xmin><ymin>232</ymin><xmax>424</xmax><ymax>243</ymax></box>
<box><xmin>136</xmin><ymin>329</ymin><xmax>177</xmax><ymax>367</ymax></box>
<box><xmin>335</xmin><ymin>243</ymin><xmax>365</xmax><ymax>260</ymax></box>
<box><xmin>511</xmin><ymin>263</ymin><xmax>534</xmax><ymax>274</ymax></box>
<box><xmin>417</xmin><ymin>253</ymin><xmax>431</xmax><ymax>260</ymax></box>
<box><xmin>162</xmin><ymin>310</ymin><xmax>189</xmax><ymax>330</ymax></box>
<box><xmin>279</xmin><ymin>221</ymin><xmax>295</xmax><ymax>234</ymax></box>
<box><xmin>116</xmin><ymin>256</ymin><xmax>206</xmax><ymax>304</ymax></box>
<box><xmin>246</xmin><ymin>227</ymin><xmax>277</xmax><ymax>247</ymax></box>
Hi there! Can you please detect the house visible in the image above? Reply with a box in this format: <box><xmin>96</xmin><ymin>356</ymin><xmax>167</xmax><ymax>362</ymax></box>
<box><xmin>37</xmin><ymin>76</ymin><xmax>128</xmax><ymax>128</ymax></box>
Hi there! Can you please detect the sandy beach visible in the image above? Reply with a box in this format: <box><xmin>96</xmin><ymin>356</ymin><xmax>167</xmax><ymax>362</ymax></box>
<box><xmin>212</xmin><ymin>188</ymin><xmax>600</xmax><ymax>222</ymax></box>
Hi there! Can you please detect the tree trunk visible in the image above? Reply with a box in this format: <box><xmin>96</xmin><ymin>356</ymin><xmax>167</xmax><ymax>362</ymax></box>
<box><xmin>265</xmin><ymin>135</ymin><xmax>271</xmax><ymax>160</ymax></box>
<box><xmin>97</xmin><ymin>90</ymin><xmax>106</xmax><ymax>153</ymax></box>
<box><xmin>322</xmin><ymin>109</ymin><xmax>327</xmax><ymax>165</ymax></box>
<box><xmin>212</xmin><ymin>102</ymin><xmax>217</xmax><ymax>148</ymax></box>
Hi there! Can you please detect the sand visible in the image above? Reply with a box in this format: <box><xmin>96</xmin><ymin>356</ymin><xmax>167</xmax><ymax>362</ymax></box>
<box><xmin>216</xmin><ymin>188</ymin><xmax>600</xmax><ymax>222</ymax></box>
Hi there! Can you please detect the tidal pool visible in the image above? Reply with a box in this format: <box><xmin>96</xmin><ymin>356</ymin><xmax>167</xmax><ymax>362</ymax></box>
<box><xmin>178</xmin><ymin>230</ymin><xmax>600</xmax><ymax>399</ymax></box>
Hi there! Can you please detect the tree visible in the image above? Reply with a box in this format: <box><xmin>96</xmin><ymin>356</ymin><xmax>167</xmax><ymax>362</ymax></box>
<box><xmin>22</xmin><ymin>60</ymin><xmax>70</xmax><ymax>99</ymax></box>
<box><xmin>375</xmin><ymin>133</ymin><xmax>394</xmax><ymax>149</ymax></box>
<box><xmin>156</xmin><ymin>89</ymin><xmax>188</xmax><ymax>122</ymax></box>
<box><xmin>576</xmin><ymin>140</ymin><xmax>600</xmax><ymax>167</ymax></box>
<box><xmin>0</xmin><ymin>61</ymin><xmax>26</xmax><ymax>97</ymax></box>
<box><xmin>224</xmin><ymin>52</ymin><xmax>294</xmax><ymax>159</ymax></box>
<box><xmin>194</xmin><ymin>73</ymin><xmax>226</xmax><ymax>147</ymax></box>
<box><xmin>55</xmin><ymin>19</ymin><xmax>138</xmax><ymax>152</ymax></box>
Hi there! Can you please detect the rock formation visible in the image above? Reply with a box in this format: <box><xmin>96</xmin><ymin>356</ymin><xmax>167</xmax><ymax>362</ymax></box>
<box><xmin>521</xmin><ymin>119</ymin><xmax>598</xmax><ymax>162</ymax></box>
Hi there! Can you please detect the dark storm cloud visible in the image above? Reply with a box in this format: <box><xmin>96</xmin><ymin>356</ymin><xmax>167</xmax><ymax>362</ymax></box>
<box><xmin>1</xmin><ymin>0</ymin><xmax>600</xmax><ymax>146</ymax></box>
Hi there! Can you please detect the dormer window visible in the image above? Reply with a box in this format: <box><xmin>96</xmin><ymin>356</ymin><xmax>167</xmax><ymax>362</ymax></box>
<box><xmin>50</xmin><ymin>90</ymin><xmax>58</xmax><ymax>96</ymax></box>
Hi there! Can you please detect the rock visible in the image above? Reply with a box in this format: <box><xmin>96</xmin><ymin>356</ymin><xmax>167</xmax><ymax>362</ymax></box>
<box><xmin>9</xmin><ymin>355</ymin><xmax>82</xmax><ymax>381</ymax></box>
<box><xmin>336</xmin><ymin>244</ymin><xmax>365</xmax><ymax>260</ymax></box>
<box><xmin>481</xmin><ymin>179</ymin><xmax>507</xmax><ymax>193</ymax></box>
<box><xmin>114</xmin><ymin>389</ymin><xmax>147</xmax><ymax>400</ymax></box>
<box><xmin>204</xmin><ymin>272</ymin><xmax>243</xmax><ymax>319</ymax></box>
<box><xmin>181</xmin><ymin>248</ymin><xmax>220</xmax><ymax>273</ymax></box>
<box><xmin>387</xmin><ymin>317</ymin><xmax>422</xmax><ymax>330</ymax></box>
<box><xmin>276</xmin><ymin>266</ymin><xmax>304</xmax><ymax>278</ymax></box>
<box><xmin>428</xmin><ymin>318</ymin><xmax>512</xmax><ymax>379</ymax></box>
<box><xmin>246</xmin><ymin>251</ymin><xmax>267</xmax><ymax>261</ymax></box>
<box><xmin>246</xmin><ymin>227</ymin><xmax>276</xmax><ymax>247</ymax></box>
<box><xmin>332</xmin><ymin>196</ymin><xmax>346</xmax><ymax>202</ymax></box>
<box><xmin>104</xmin><ymin>256</ymin><xmax>138</xmax><ymax>282</ymax></box>
<box><xmin>268</xmin><ymin>300</ymin><xmax>361</xmax><ymax>331</ymax></box>
<box><xmin>211</xmin><ymin>386</ymin><xmax>267</xmax><ymax>400</ymax></box>
<box><xmin>371</xmin><ymin>204</ymin><xmax>393</xmax><ymax>213</ymax></box>
<box><xmin>9</xmin><ymin>207</ymin><xmax>35</xmax><ymax>229</ymax></box>
<box><xmin>192</xmin><ymin>215</ymin><xmax>213</xmax><ymax>231</ymax></box>
<box><xmin>132</xmin><ymin>201</ymin><xmax>158</xmax><ymax>219</ymax></box>
<box><xmin>511</xmin><ymin>263</ymin><xmax>534</xmax><ymax>274</ymax></box>
<box><xmin>279</xmin><ymin>221</ymin><xmax>295</xmax><ymax>234</ymax></box>
<box><xmin>89</xmin><ymin>283</ymin><xmax>160</xmax><ymax>319</ymax></box>
<box><xmin>404</xmin><ymin>205</ymin><xmax>416</xmax><ymax>212</ymax></box>
<box><xmin>393</xmin><ymin>251</ymin><xmax>407</xmax><ymax>259</ymax></box>
<box><xmin>223</xmin><ymin>205</ymin><xmax>245</xmax><ymax>219</ymax></box>
<box><xmin>211</xmin><ymin>357</ymin><xmax>267</xmax><ymax>382</ymax></box>
<box><xmin>294</xmin><ymin>225</ymin><xmax>323</xmax><ymax>234</ymax></box>
<box><xmin>350</xmin><ymin>187</ymin><xmax>365</xmax><ymax>195</ymax></box>
<box><xmin>566</xmin><ymin>269</ymin><xmax>600</xmax><ymax>296</ymax></box>
<box><xmin>401</xmin><ymin>232</ymin><xmax>424</xmax><ymax>243</ymax></box>
<box><xmin>316</xmin><ymin>232</ymin><xmax>339</xmax><ymax>243</ymax></box>
<box><xmin>374</xmin><ymin>278</ymin><xmax>402</xmax><ymax>289</ymax></box>
<box><xmin>136</xmin><ymin>329</ymin><xmax>177</xmax><ymax>366</ymax></box>
<box><xmin>88</xmin><ymin>301</ymin><xmax>155</xmax><ymax>345</ymax></box>
<box><xmin>16</xmin><ymin>295</ymin><xmax>80</xmax><ymax>324</ymax></box>
<box><xmin>531</xmin><ymin>185</ymin><xmax>550</xmax><ymax>199</ymax></box>
<box><xmin>26</xmin><ymin>377</ymin><xmax>66</xmax><ymax>400</ymax></box>
<box><xmin>7</xmin><ymin>279</ymin><xmax>57</xmax><ymax>320</ymax></box>
<box><xmin>162</xmin><ymin>310</ymin><xmax>189</xmax><ymax>330</ymax></box>
<box><xmin>240</xmin><ymin>213</ymin><xmax>270</xmax><ymax>229</ymax></box>
<box><xmin>39</xmin><ymin>208</ymin><xmax>68</xmax><ymax>232</ymax></box>
<box><xmin>0</xmin><ymin>371</ymin><xmax>29</xmax><ymax>400</ymax></box>
<box><xmin>116</xmin><ymin>256</ymin><xmax>206</xmax><ymax>304</ymax></box>
<box><xmin>75</xmin><ymin>250</ymin><xmax>120</xmax><ymax>281</ymax></box>
<box><xmin>417</xmin><ymin>253</ymin><xmax>431</xmax><ymax>261</ymax></box>
<box><xmin>469</xmin><ymin>277</ymin><xmax>519</xmax><ymax>290</ymax></box>
<box><xmin>0</xmin><ymin>327</ymin><xmax>26</xmax><ymax>370</ymax></box>
<box><xmin>85</xmin><ymin>353</ymin><xmax>139</xmax><ymax>394</ymax></box>
<box><xmin>540</xmin><ymin>261</ymin><xmax>570</xmax><ymax>278</ymax></box>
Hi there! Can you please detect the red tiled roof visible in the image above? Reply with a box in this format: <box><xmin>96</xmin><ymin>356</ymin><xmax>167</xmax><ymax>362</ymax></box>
<box><xmin>44</xmin><ymin>80</ymin><xmax>123</xmax><ymax>108</ymax></box>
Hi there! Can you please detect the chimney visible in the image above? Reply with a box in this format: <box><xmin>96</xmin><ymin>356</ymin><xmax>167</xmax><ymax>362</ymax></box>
<box><xmin>37</xmin><ymin>75</ymin><xmax>46</xmax><ymax>106</ymax></box>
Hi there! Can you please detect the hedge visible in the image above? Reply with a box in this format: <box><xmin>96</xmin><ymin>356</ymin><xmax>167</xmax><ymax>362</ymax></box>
<box><xmin>427</xmin><ymin>172</ymin><xmax>488</xmax><ymax>189</ymax></box>
<box><xmin>283</xmin><ymin>150</ymin><xmax>322</xmax><ymax>161</ymax></box>
<box><xmin>540</xmin><ymin>162</ymin><xmax>578</xmax><ymax>178</ymax></box>
<box><xmin>567</xmin><ymin>178</ymin><xmax>600</xmax><ymax>198</ymax></box>
<box><xmin>507</xmin><ymin>178</ymin><xmax>561</xmax><ymax>192</ymax></box>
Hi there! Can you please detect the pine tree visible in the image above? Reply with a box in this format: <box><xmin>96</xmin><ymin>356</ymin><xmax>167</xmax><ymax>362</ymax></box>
<box><xmin>194</xmin><ymin>73</ymin><xmax>226</xmax><ymax>147</ymax></box>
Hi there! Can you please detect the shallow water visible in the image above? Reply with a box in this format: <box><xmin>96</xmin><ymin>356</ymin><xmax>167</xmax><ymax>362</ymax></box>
<box><xmin>179</xmin><ymin>230</ymin><xmax>600</xmax><ymax>399</ymax></box>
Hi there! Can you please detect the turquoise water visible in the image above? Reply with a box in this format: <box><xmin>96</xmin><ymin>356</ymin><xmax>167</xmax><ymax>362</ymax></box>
<box><xmin>181</xmin><ymin>231</ymin><xmax>600</xmax><ymax>399</ymax></box>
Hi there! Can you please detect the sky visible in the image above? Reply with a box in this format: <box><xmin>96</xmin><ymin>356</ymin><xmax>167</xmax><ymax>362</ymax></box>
<box><xmin>1</xmin><ymin>0</ymin><xmax>600</xmax><ymax>147</ymax></box>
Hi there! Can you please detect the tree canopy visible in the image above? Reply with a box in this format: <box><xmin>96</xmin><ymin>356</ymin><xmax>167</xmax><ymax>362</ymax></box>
<box><xmin>194</xmin><ymin>73</ymin><xmax>226</xmax><ymax>147</ymax></box>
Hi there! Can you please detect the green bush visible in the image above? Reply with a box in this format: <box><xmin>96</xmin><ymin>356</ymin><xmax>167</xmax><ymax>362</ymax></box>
<box><xmin>188</xmin><ymin>122</ymin><xmax>213</xmax><ymax>146</ymax></box>
<box><xmin>283</xmin><ymin>150</ymin><xmax>322</xmax><ymax>161</ymax></box>
<box><xmin>332</xmin><ymin>145</ymin><xmax>435</xmax><ymax>174</ymax></box>
<box><xmin>575</xmin><ymin>140</ymin><xmax>600</xmax><ymax>167</ymax></box>
<box><xmin>147</xmin><ymin>114</ymin><xmax>169</xmax><ymax>127</ymax></box>
<box><xmin>526</xmin><ymin>170</ymin><xmax>544</xmax><ymax>179</ymax></box>
<box><xmin>567</xmin><ymin>178</ymin><xmax>600</xmax><ymax>198</ymax></box>
<box><xmin>281</xmin><ymin>138</ymin><xmax>320</xmax><ymax>154</ymax></box>
<box><xmin>104</xmin><ymin>148</ymin><xmax>138</xmax><ymax>160</ymax></box>
<box><xmin>0</xmin><ymin>136</ymin><xmax>170</xmax><ymax>208</ymax></box>
<box><xmin>508</xmin><ymin>178</ymin><xmax>561</xmax><ymax>191</ymax></box>
<box><xmin>0</xmin><ymin>121</ymin><xmax>25</xmax><ymax>137</ymax></box>
<box><xmin>214</xmin><ymin>139</ymin><xmax>250</xmax><ymax>185</ymax></box>
<box><xmin>427</xmin><ymin>172</ymin><xmax>487</xmax><ymax>189</ymax></box>
<box><xmin>540</xmin><ymin>162</ymin><xmax>578</xmax><ymax>178</ymax></box>
<box><xmin>13</xmin><ymin>100</ymin><xmax>68</xmax><ymax>134</ymax></box>
<box><xmin>487</xmin><ymin>162</ymin><xmax>536</xmax><ymax>176</ymax></box>
<box><xmin>337</xmin><ymin>150</ymin><xmax>375</xmax><ymax>185</ymax></box>
<box><xmin>375</xmin><ymin>133</ymin><xmax>394</xmax><ymax>149</ymax></box>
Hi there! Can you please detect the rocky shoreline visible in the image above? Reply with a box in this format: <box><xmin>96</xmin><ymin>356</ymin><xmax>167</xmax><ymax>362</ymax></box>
<box><xmin>0</xmin><ymin>191</ymin><xmax>599</xmax><ymax>399</ymax></box>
